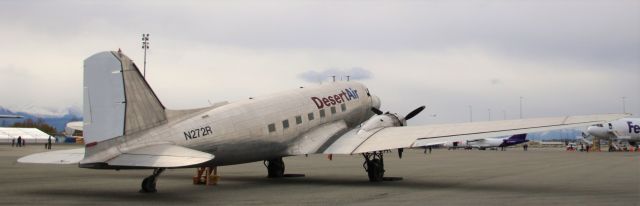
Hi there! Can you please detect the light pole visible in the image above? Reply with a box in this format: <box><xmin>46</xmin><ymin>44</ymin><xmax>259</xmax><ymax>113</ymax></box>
<box><xmin>621</xmin><ymin>96</ymin><xmax>626</xmax><ymax>113</ymax></box>
<box><xmin>141</xmin><ymin>33</ymin><xmax>150</xmax><ymax>78</ymax></box>
<box><xmin>469</xmin><ymin>105</ymin><xmax>473</xmax><ymax>122</ymax></box>
<box><xmin>488</xmin><ymin>108</ymin><xmax>491</xmax><ymax>121</ymax></box>
<box><xmin>519</xmin><ymin>96</ymin><xmax>523</xmax><ymax>119</ymax></box>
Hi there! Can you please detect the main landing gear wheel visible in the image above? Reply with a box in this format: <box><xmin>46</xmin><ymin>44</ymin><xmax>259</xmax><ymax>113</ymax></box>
<box><xmin>264</xmin><ymin>158</ymin><xmax>285</xmax><ymax>178</ymax></box>
<box><xmin>140</xmin><ymin>168</ymin><xmax>165</xmax><ymax>193</ymax></box>
<box><xmin>363</xmin><ymin>152</ymin><xmax>385</xmax><ymax>182</ymax></box>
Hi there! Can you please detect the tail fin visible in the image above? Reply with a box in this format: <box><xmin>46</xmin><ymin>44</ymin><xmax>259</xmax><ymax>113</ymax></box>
<box><xmin>507</xmin><ymin>134</ymin><xmax>527</xmax><ymax>141</ymax></box>
<box><xmin>83</xmin><ymin>51</ymin><xmax>167</xmax><ymax>145</ymax></box>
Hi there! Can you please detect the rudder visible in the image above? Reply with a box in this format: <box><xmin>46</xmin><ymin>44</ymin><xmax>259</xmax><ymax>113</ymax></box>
<box><xmin>83</xmin><ymin>51</ymin><xmax>167</xmax><ymax>145</ymax></box>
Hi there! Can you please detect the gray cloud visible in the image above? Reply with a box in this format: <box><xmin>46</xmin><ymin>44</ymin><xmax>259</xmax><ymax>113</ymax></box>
<box><xmin>298</xmin><ymin>67</ymin><xmax>373</xmax><ymax>83</ymax></box>
<box><xmin>0</xmin><ymin>1</ymin><xmax>638</xmax><ymax>122</ymax></box>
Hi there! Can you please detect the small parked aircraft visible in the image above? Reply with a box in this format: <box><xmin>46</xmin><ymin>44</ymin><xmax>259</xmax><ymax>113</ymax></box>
<box><xmin>434</xmin><ymin>134</ymin><xmax>528</xmax><ymax>150</ymax></box>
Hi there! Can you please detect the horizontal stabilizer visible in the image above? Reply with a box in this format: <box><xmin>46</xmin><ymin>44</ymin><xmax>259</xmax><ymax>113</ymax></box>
<box><xmin>106</xmin><ymin>144</ymin><xmax>214</xmax><ymax>168</ymax></box>
<box><xmin>18</xmin><ymin>148</ymin><xmax>85</xmax><ymax>164</ymax></box>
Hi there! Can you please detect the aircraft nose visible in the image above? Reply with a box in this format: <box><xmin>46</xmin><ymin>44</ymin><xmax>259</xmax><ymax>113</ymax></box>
<box><xmin>371</xmin><ymin>95</ymin><xmax>381</xmax><ymax>110</ymax></box>
<box><xmin>587</xmin><ymin>126</ymin><xmax>605</xmax><ymax>137</ymax></box>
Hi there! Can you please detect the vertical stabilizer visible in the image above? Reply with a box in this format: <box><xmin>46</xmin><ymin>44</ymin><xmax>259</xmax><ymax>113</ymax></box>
<box><xmin>83</xmin><ymin>51</ymin><xmax>166</xmax><ymax>145</ymax></box>
<box><xmin>507</xmin><ymin>134</ymin><xmax>527</xmax><ymax>141</ymax></box>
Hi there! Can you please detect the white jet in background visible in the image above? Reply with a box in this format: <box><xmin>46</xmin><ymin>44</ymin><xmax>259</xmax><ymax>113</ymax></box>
<box><xmin>18</xmin><ymin>51</ymin><xmax>628</xmax><ymax>192</ymax></box>
<box><xmin>439</xmin><ymin>134</ymin><xmax>528</xmax><ymax>150</ymax></box>
<box><xmin>586</xmin><ymin>118</ymin><xmax>640</xmax><ymax>149</ymax></box>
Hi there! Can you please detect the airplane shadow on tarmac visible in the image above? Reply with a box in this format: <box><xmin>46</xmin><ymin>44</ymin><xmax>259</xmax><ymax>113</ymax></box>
<box><xmin>22</xmin><ymin>174</ymin><xmax>597</xmax><ymax>202</ymax></box>
<box><xmin>218</xmin><ymin>176</ymin><xmax>593</xmax><ymax>195</ymax></box>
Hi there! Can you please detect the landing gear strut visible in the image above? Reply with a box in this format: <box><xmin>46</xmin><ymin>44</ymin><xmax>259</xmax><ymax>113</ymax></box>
<box><xmin>140</xmin><ymin>168</ymin><xmax>165</xmax><ymax>193</ymax></box>
<box><xmin>363</xmin><ymin>151</ymin><xmax>385</xmax><ymax>182</ymax></box>
<box><xmin>264</xmin><ymin>157</ymin><xmax>285</xmax><ymax>178</ymax></box>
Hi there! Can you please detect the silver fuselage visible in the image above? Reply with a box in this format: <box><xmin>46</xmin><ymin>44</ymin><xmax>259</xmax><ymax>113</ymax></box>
<box><xmin>108</xmin><ymin>82</ymin><xmax>376</xmax><ymax>166</ymax></box>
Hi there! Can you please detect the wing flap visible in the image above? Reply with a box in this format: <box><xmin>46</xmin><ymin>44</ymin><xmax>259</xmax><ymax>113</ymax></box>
<box><xmin>18</xmin><ymin>148</ymin><xmax>85</xmax><ymax>164</ymax></box>
<box><xmin>287</xmin><ymin>120</ymin><xmax>348</xmax><ymax>155</ymax></box>
<box><xmin>106</xmin><ymin>144</ymin><xmax>214</xmax><ymax>168</ymax></box>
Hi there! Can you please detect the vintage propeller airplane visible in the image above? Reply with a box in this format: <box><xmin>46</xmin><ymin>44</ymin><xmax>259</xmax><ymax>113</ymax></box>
<box><xmin>18</xmin><ymin>51</ymin><xmax>628</xmax><ymax>192</ymax></box>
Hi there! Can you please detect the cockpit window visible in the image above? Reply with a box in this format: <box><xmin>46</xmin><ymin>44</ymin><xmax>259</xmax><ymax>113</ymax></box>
<box><xmin>365</xmin><ymin>88</ymin><xmax>371</xmax><ymax>97</ymax></box>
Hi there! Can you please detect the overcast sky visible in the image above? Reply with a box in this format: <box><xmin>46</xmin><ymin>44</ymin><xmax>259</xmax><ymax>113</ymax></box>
<box><xmin>0</xmin><ymin>0</ymin><xmax>638</xmax><ymax>124</ymax></box>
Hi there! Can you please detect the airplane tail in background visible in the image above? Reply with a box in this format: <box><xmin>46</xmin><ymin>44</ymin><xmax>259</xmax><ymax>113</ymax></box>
<box><xmin>83</xmin><ymin>51</ymin><xmax>167</xmax><ymax>146</ymax></box>
<box><xmin>507</xmin><ymin>134</ymin><xmax>527</xmax><ymax>141</ymax></box>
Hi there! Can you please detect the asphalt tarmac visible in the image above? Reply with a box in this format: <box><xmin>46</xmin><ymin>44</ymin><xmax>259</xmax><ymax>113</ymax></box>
<box><xmin>1</xmin><ymin>144</ymin><xmax>638</xmax><ymax>205</ymax></box>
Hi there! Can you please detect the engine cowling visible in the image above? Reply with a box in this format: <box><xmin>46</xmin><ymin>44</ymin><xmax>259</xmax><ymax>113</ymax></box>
<box><xmin>358</xmin><ymin>113</ymin><xmax>403</xmax><ymax>134</ymax></box>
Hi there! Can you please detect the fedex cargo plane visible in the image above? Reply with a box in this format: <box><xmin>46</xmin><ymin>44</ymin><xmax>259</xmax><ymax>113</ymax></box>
<box><xmin>441</xmin><ymin>134</ymin><xmax>528</xmax><ymax>150</ymax></box>
<box><xmin>587</xmin><ymin>118</ymin><xmax>640</xmax><ymax>147</ymax></box>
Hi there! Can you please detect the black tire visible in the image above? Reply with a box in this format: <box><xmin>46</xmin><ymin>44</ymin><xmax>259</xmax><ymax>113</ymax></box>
<box><xmin>140</xmin><ymin>176</ymin><xmax>157</xmax><ymax>193</ymax></box>
<box><xmin>267</xmin><ymin>159</ymin><xmax>285</xmax><ymax>178</ymax></box>
<box><xmin>367</xmin><ymin>159</ymin><xmax>385</xmax><ymax>182</ymax></box>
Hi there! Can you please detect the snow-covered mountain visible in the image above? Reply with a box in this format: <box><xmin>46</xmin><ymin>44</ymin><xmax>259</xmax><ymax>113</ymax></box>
<box><xmin>0</xmin><ymin>106</ymin><xmax>82</xmax><ymax>132</ymax></box>
<box><xmin>1</xmin><ymin>105</ymin><xmax>82</xmax><ymax>118</ymax></box>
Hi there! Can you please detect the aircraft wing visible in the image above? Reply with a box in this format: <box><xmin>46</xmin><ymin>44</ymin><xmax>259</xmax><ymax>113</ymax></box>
<box><xmin>105</xmin><ymin>144</ymin><xmax>214</xmax><ymax>168</ymax></box>
<box><xmin>19</xmin><ymin>144</ymin><xmax>214</xmax><ymax>168</ymax></box>
<box><xmin>18</xmin><ymin>148</ymin><xmax>85</xmax><ymax>164</ymax></box>
<box><xmin>324</xmin><ymin>114</ymin><xmax>628</xmax><ymax>154</ymax></box>
<box><xmin>464</xmin><ymin>138</ymin><xmax>487</xmax><ymax>143</ymax></box>
<box><xmin>0</xmin><ymin>114</ymin><xmax>22</xmax><ymax>119</ymax></box>
<box><xmin>415</xmin><ymin>141</ymin><xmax>448</xmax><ymax>147</ymax></box>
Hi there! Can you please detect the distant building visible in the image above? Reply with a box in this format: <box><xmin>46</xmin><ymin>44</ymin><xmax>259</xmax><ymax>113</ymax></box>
<box><xmin>64</xmin><ymin>121</ymin><xmax>83</xmax><ymax>137</ymax></box>
<box><xmin>0</xmin><ymin>127</ymin><xmax>52</xmax><ymax>143</ymax></box>
<box><xmin>64</xmin><ymin>121</ymin><xmax>84</xmax><ymax>144</ymax></box>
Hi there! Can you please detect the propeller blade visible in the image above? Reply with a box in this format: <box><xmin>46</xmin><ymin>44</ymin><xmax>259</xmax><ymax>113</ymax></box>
<box><xmin>404</xmin><ymin>106</ymin><xmax>426</xmax><ymax>120</ymax></box>
<box><xmin>371</xmin><ymin>107</ymin><xmax>383</xmax><ymax>115</ymax></box>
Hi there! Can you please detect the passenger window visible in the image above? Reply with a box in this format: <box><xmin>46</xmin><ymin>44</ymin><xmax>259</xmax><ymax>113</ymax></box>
<box><xmin>283</xmin><ymin>119</ymin><xmax>289</xmax><ymax>129</ymax></box>
<box><xmin>331</xmin><ymin>106</ymin><xmax>336</xmax><ymax>114</ymax></box>
<box><xmin>308</xmin><ymin>112</ymin><xmax>314</xmax><ymax>121</ymax></box>
<box><xmin>319</xmin><ymin>109</ymin><xmax>325</xmax><ymax>118</ymax></box>
<box><xmin>296</xmin><ymin>116</ymin><xmax>302</xmax><ymax>124</ymax></box>
<box><xmin>341</xmin><ymin>103</ymin><xmax>346</xmax><ymax>112</ymax></box>
<box><xmin>268</xmin><ymin>123</ymin><xmax>276</xmax><ymax>133</ymax></box>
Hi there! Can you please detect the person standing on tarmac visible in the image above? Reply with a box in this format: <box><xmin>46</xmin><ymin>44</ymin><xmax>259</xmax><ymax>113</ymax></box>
<box><xmin>17</xmin><ymin>136</ymin><xmax>22</xmax><ymax>147</ymax></box>
<box><xmin>11</xmin><ymin>138</ymin><xmax>15</xmax><ymax>147</ymax></box>
<box><xmin>47</xmin><ymin>136</ymin><xmax>52</xmax><ymax>150</ymax></box>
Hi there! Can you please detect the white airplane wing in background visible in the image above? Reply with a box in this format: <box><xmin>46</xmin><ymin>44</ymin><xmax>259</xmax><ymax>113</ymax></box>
<box><xmin>0</xmin><ymin>115</ymin><xmax>22</xmax><ymax>119</ymax></box>
<box><xmin>415</xmin><ymin>141</ymin><xmax>448</xmax><ymax>148</ymax></box>
<box><xmin>323</xmin><ymin>114</ymin><xmax>628</xmax><ymax>154</ymax></box>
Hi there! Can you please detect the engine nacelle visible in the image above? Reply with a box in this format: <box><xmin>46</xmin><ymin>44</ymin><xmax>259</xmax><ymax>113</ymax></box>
<box><xmin>587</xmin><ymin>125</ymin><xmax>610</xmax><ymax>138</ymax></box>
<box><xmin>358</xmin><ymin>113</ymin><xmax>403</xmax><ymax>134</ymax></box>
